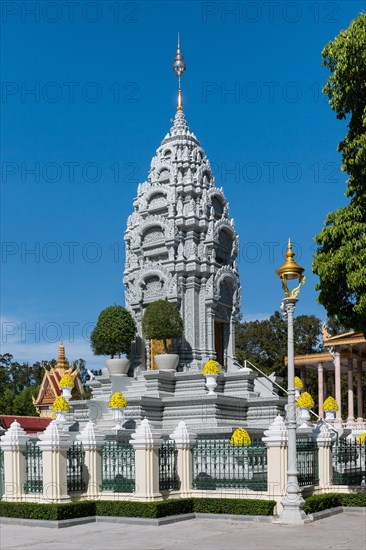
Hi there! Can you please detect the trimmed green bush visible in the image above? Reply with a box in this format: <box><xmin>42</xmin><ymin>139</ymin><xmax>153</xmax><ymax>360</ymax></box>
<box><xmin>0</xmin><ymin>497</ymin><xmax>276</xmax><ymax>520</ymax></box>
<box><xmin>304</xmin><ymin>492</ymin><xmax>366</xmax><ymax>514</ymax></box>
<box><xmin>339</xmin><ymin>493</ymin><xmax>366</xmax><ymax>507</ymax></box>
<box><xmin>0</xmin><ymin>501</ymin><xmax>96</xmax><ymax>521</ymax></box>
<box><xmin>96</xmin><ymin>498</ymin><xmax>194</xmax><ymax>518</ymax></box>
<box><xmin>193</xmin><ymin>498</ymin><xmax>276</xmax><ymax>516</ymax></box>
<box><xmin>142</xmin><ymin>299</ymin><xmax>183</xmax><ymax>353</ymax></box>
<box><xmin>303</xmin><ymin>494</ymin><xmax>341</xmax><ymax>514</ymax></box>
<box><xmin>91</xmin><ymin>305</ymin><xmax>137</xmax><ymax>358</ymax></box>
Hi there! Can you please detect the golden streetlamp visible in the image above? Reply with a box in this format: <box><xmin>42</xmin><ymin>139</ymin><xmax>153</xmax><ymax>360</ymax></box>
<box><xmin>275</xmin><ymin>239</ymin><xmax>306</xmax><ymax>524</ymax></box>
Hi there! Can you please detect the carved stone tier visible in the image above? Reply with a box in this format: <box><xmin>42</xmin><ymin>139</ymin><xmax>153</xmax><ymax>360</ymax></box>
<box><xmin>89</xmin><ymin>370</ymin><xmax>286</xmax><ymax>434</ymax></box>
<box><xmin>124</xmin><ymin>110</ymin><xmax>241</xmax><ymax>372</ymax></box>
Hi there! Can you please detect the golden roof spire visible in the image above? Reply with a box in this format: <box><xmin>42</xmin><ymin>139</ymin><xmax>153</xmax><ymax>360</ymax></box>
<box><xmin>172</xmin><ymin>33</ymin><xmax>186</xmax><ymax>111</ymax></box>
<box><xmin>56</xmin><ymin>340</ymin><xmax>68</xmax><ymax>372</ymax></box>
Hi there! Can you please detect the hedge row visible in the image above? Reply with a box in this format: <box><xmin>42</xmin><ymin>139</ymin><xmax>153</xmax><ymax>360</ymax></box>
<box><xmin>0</xmin><ymin>501</ymin><xmax>95</xmax><ymax>521</ymax></box>
<box><xmin>304</xmin><ymin>493</ymin><xmax>366</xmax><ymax>514</ymax></box>
<box><xmin>0</xmin><ymin>498</ymin><xmax>275</xmax><ymax>520</ymax></box>
<box><xmin>194</xmin><ymin>498</ymin><xmax>276</xmax><ymax>516</ymax></box>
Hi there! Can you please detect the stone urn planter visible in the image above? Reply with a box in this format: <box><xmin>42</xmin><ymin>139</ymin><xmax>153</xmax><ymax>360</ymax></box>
<box><xmin>154</xmin><ymin>354</ymin><xmax>179</xmax><ymax>372</ymax></box>
<box><xmin>110</xmin><ymin>407</ymin><xmax>125</xmax><ymax>430</ymax></box>
<box><xmin>204</xmin><ymin>374</ymin><xmax>218</xmax><ymax>395</ymax></box>
<box><xmin>106</xmin><ymin>358</ymin><xmax>130</xmax><ymax>376</ymax></box>
<box><xmin>325</xmin><ymin>410</ymin><xmax>336</xmax><ymax>422</ymax></box>
<box><xmin>61</xmin><ymin>386</ymin><xmax>73</xmax><ymax>401</ymax></box>
<box><xmin>297</xmin><ymin>406</ymin><xmax>311</xmax><ymax>423</ymax></box>
<box><xmin>54</xmin><ymin>411</ymin><xmax>67</xmax><ymax>423</ymax></box>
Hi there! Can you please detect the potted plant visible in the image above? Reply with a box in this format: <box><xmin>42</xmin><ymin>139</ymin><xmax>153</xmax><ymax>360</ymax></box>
<box><xmin>59</xmin><ymin>373</ymin><xmax>74</xmax><ymax>401</ymax></box>
<box><xmin>322</xmin><ymin>396</ymin><xmax>339</xmax><ymax>421</ymax></box>
<box><xmin>142</xmin><ymin>299</ymin><xmax>184</xmax><ymax>371</ymax></box>
<box><xmin>90</xmin><ymin>305</ymin><xmax>137</xmax><ymax>376</ymax></box>
<box><xmin>202</xmin><ymin>359</ymin><xmax>220</xmax><ymax>394</ymax></box>
<box><xmin>294</xmin><ymin>376</ymin><xmax>303</xmax><ymax>400</ymax></box>
<box><xmin>296</xmin><ymin>391</ymin><xmax>314</xmax><ymax>423</ymax></box>
<box><xmin>108</xmin><ymin>392</ymin><xmax>128</xmax><ymax>430</ymax></box>
<box><xmin>52</xmin><ymin>395</ymin><xmax>70</xmax><ymax>422</ymax></box>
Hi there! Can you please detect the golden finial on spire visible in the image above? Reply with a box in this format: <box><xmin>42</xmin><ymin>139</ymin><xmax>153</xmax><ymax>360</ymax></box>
<box><xmin>172</xmin><ymin>33</ymin><xmax>186</xmax><ymax>111</ymax></box>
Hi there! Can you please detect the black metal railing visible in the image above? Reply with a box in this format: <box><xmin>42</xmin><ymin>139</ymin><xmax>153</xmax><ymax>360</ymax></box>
<box><xmin>24</xmin><ymin>440</ymin><xmax>43</xmax><ymax>493</ymax></box>
<box><xmin>192</xmin><ymin>437</ymin><xmax>267</xmax><ymax>491</ymax></box>
<box><xmin>101</xmin><ymin>440</ymin><xmax>135</xmax><ymax>492</ymax></box>
<box><xmin>67</xmin><ymin>441</ymin><xmax>86</xmax><ymax>492</ymax></box>
<box><xmin>296</xmin><ymin>438</ymin><xmax>319</xmax><ymax>487</ymax></box>
<box><xmin>332</xmin><ymin>439</ymin><xmax>366</xmax><ymax>485</ymax></box>
<box><xmin>159</xmin><ymin>439</ymin><xmax>180</xmax><ymax>491</ymax></box>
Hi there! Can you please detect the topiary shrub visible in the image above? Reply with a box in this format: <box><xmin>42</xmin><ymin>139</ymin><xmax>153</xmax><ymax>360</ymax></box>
<box><xmin>304</xmin><ymin>492</ymin><xmax>366</xmax><ymax>514</ymax></box>
<box><xmin>142</xmin><ymin>299</ymin><xmax>184</xmax><ymax>353</ymax></box>
<box><xmin>303</xmin><ymin>494</ymin><xmax>342</xmax><ymax>514</ymax></box>
<box><xmin>0</xmin><ymin>501</ymin><xmax>96</xmax><ymax>520</ymax></box>
<box><xmin>0</xmin><ymin>498</ymin><xmax>277</xmax><ymax>520</ymax></box>
<box><xmin>193</xmin><ymin>498</ymin><xmax>276</xmax><ymax>516</ymax></box>
<box><xmin>90</xmin><ymin>305</ymin><xmax>137</xmax><ymax>358</ymax></box>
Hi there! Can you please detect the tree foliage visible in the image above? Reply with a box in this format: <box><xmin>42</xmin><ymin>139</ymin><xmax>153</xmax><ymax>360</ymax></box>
<box><xmin>235</xmin><ymin>311</ymin><xmax>322</xmax><ymax>380</ymax></box>
<box><xmin>313</xmin><ymin>14</ymin><xmax>366</xmax><ymax>334</ymax></box>
<box><xmin>142</xmin><ymin>299</ymin><xmax>184</xmax><ymax>353</ymax></box>
<box><xmin>90</xmin><ymin>305</ymin><xmax>137</xmax><ymax>358</ymax></box>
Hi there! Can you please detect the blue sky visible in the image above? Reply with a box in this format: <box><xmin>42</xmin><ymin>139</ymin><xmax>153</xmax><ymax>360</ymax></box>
<box><xmin>1</xmin><ymin>0</ymin><xmax>365</xmax><ymax>369</ymax></box>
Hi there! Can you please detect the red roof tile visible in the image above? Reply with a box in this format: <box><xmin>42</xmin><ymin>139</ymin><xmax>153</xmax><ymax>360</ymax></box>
<box><xmin>0</xmin><ymin>415</ymin><xmax>51</xmax><ymax>434</ymax></box>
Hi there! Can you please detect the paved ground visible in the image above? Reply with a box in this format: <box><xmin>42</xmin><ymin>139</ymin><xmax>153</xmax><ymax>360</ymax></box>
<box><xmin>1</xmin><ymin>512</ymin><xmax>365</xmax><ymax>550</ymax></box>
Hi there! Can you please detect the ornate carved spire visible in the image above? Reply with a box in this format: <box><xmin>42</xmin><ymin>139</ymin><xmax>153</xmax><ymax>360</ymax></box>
<box><xmin>56</xmin><ymin>340</ymin><xmax>68</xmax><ymax>372</ymax></box>
<box><xmin>172</xmin><ymin>33</ymin><xmax>186</xmax><ymax>111</ymax></box>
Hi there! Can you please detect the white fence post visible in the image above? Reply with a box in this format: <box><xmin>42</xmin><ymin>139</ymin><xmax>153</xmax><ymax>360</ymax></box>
<box><xmin>316</xmin><ymin>422</ymin><xmax>334</xmax><ymax>490</ymax></box>
<box><xmin>76</xmin><ymin>421</ymin><xmax>105</xmax><ymax>499</ymax></box>
<box><xmin>0</xmin><ymin>421</ymin><xmax>30</xmax><ymax>501</ymax></box>
<box><xmin>130</xmin><ymin>418</ymin><xmax>162</xmax><ymax>501</ymax></box>
<box><xmin>170</xmin><ymin>421</ymin><xmax>196</xmax><ymax>497</ymax></box>
<box><xmin>37</xmin><ymin>421</ymin><xmax>71</xmax><ymax>503</ymax></box>
<box><xmin>262</xmin><ymin>415</ymin><xmax>288</xmax><ymax>515</ymax></box>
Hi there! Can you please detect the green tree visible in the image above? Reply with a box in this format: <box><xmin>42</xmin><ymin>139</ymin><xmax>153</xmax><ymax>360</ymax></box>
<box><xmin>313</xmin><ymin>14</ymin><xmax>366</xmax><ymax>334</ymax></box>
<box><xmin>0</xmin><ymin>388</ymin><xmax>17</xmax><ymax>415</ymax></box>
<box><xmin>12</xmin><ymin>387</ymin><xmax>40</xmax><ymax>416</ymax></box>
<box><xmin>91</xmin><ymin>305</ymin><xmax>137</xmax><ymax>358</ymax></box>
<box><xmin>235</xmin><ymin>311</ymin><xmax>322</xmax><ymax>380</ymax></box>
<box><xmin>142</xmin><ymin>299</ymin><xmax>184</xmax><ymax>353</ymax></box>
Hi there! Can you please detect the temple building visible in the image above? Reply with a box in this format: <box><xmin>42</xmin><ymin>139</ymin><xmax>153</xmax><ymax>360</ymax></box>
<box><xmin>124</xmin><ymin>39</ymin><xmax>240</xmax><ymax>372</ymax></box>
<box><xmin>32</xmin><ymin>342</ymin><xmax>85</xmax><ymax>418</ymax></box>
<box><xmin>85</xmin><ymin>40</ymin><xmax>285</xmax><ymax>433</ymax></box>
<box><xmin>293</xmin><ymin>327</ymin><xmax>366</xmax><ymax>425</ymax></box>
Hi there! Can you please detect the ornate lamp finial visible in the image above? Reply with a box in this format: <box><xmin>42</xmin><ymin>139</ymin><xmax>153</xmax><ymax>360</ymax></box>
<box><xmin>276</xmin><ymin>239</ymin><xmax>305</xmax><ymax>299</ymax></box>
<box><xmin>172</xmin><ymin>33</ymin><xmax>186</xmax><ymax>111</ymax></box>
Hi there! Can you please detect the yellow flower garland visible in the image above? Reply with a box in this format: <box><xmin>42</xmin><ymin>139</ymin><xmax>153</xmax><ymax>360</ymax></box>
<box><xmin>294</xmin><ymin>376</ymin><xmax>303</xmax><ymax>389</ymax></box>
<box><xmin>296</xmin><ymin>391</ymin><xmax>314</xmax><ymax>408</ymax></box>
<box><xmin>202</xmin><ymin>360</ymin><xmax>220</xmax><ymax>375</ymax></box>
<box><xmin>323</xmin><ymin>396</ymin><xmax>339</xmax><ymax>411</ymax></box>
<box><xmin>357</xmin><ymin>433</ymin><xmax>366</xmax><ymax>444</ymax></box>
<box><xmin>230</xmin><ymin>427</ymin><xmax>251</xmax><ymax>446</ymax></box>
<box><xmin>52</xmin><ymin>396</ymin><xmax>70</xmax><ymax>412</ymax></box>
<box><xmin>109</xmin><ymin>392</ymin><xmax>128</xmax><ymax>408</ymax></box>
<box><xmin>59</xmin><ymin>374</ymin><xmax>75</xmax><ymax>388</ymax></box>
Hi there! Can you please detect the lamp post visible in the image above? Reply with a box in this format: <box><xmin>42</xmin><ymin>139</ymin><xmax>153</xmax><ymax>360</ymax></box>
<box><xmin>276</xmin><ymin>239</ymin><xmax>306</xmax><ymax>524</ymax></box>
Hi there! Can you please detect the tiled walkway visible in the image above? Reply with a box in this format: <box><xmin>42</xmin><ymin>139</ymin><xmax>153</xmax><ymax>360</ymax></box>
<box><xmin>1</xmin><ymin>512</ymin><xmax>365</xmax><ymax>550</ymax></box>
